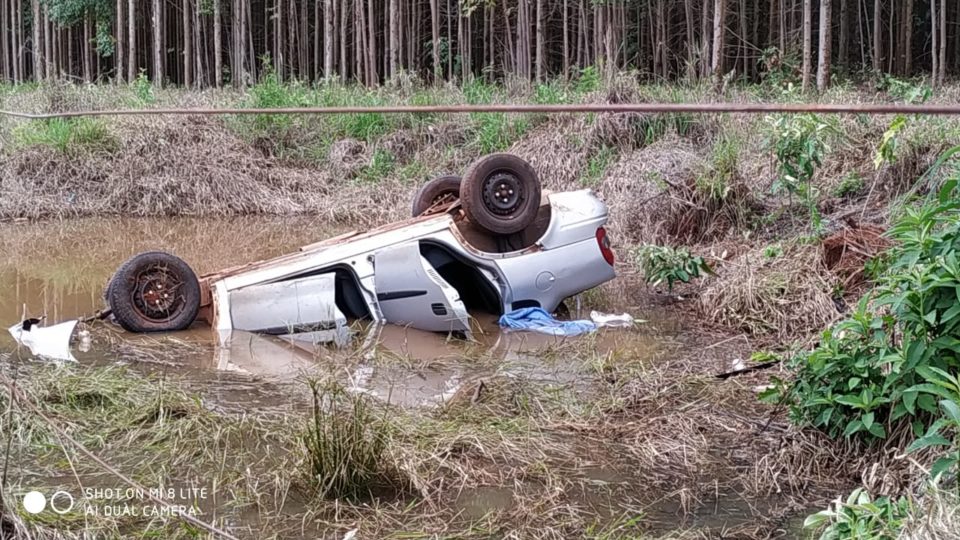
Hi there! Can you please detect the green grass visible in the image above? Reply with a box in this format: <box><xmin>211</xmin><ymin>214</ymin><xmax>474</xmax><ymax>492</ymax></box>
<box><xmin>12</xmin><ymin>117</ymin><xmax>117</xmax><ymax>154</ymax></box>
<box><xmin>303</xmin><ymin>381</ymin><xmax>395</xmax><ymax>499</ymax></box>
<box><xmin>359</xmin><ymin>148</ymin><xmax>396</xmax><ymax>182</ymax></box>
<box><xmin>580</xmin><ymin>145</ymin><xmax>617</xmax><ymax>187</ymax></box>
<box><xmin>696</xmin><ymin>134</ymin><xmax>741</xmax><ymax>201</ymax></box>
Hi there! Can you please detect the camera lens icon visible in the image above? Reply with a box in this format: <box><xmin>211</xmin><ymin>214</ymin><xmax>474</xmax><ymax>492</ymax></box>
<box><xmin>50</xmin><ymin>491</ymin><xmax>75</xmax><ymax>514</ymax></box>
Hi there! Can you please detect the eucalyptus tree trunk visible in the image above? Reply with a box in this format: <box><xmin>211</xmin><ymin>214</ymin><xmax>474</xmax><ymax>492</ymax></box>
<box><xmin>152</xmin><ymin>0</ymin><xmax>163</xmax><ymax>84</ymax></box>
<box><xmin>389</xmin><ymin>0</ymin><xmax>399</xmax><ymax>77</ymax></box>
<box><xmin>338</xmin><ymin>0</ymin><xmax>346</xmax><ymax>80</ymax></box>
<box><xmin>711</xmin><ymin>0</ymin><xmax>725</xmax><ymax>85</ymax></box>
<box><xmin>430</xmin><ymin>0</ymin><xmax>439</xmax><ymax>79</ymax></box>
<box><xmin>838</xmin><ymin>0</ymin><xmax>848</xmax><ymax>65</ymax></box>
<box><xmin>213</xmin><ymin>0</ymin><xmax>222</xmax><ymax>86</ymax></box>
<box><xmin>30</xmin><ymin>0</ymin><xmax>38</xmax><ymax>80</ymax></box>
<box><xmin>938</xmin><ymin>0</ymin><xmax>946</xmax><ymax>84</ymax></box>
<box><xmin>0</xmin><ymin>0</ymin><xmax>8</xmax><ymax>81</ymax></box>
<box><xmin>323</xmin><ymin>0</ymin><xmax>333</xmax><ymax>78</ymax></box>
<box><xmin>701</xmin><ymin>0</ymin><xmax>711</xmax><ymax>78</ymax></box>
<box><xmin>562</xmin><ymin>0</ymin><xmax>569</xmax><ymax>77</ymax></box>
<box><xmin>535</xmin><ymin>0</ymin><xmax>543</xmax><ymax>80</ymax></box>
<box><xmin>872</xmin><ymin>0</ymin><xmax>881</xmax><ymax>72</ymax></box>
<box><xmin>684</xmin><ymin>0</ymin><xmax>695</xmax><ymax>80</ymax></box>
<box><xmin>115</xmin><ymin>0</ymin><xmax>124</xmax><ymax>81</ymax></box>
<box><xmin>902</xmin><ymin>0</ymin><xmax>913</xmax><ymax>75</ymax></box>
<box><xmin>817</xmin><ymin>0</ymin><xmax>831</xmax><ymax>91</ymax></box>
<box><xmin>183</xmin><ymin>0</ymin><xmax>192</xmax><ymax>87</ymax></box>
<box><xmin>801</xmin><ymin>0</ymin><xmax>811</xmax><ymax>91</ymax></box>
<box><xmin>367</xmin><ymin>0</ymin><xmax>376</xmax><ymax>83</ymax></box>
<box><xmin>128</xmin><ymin>0</ymin><xmax>136</xmax><ymax>80</ymax></box>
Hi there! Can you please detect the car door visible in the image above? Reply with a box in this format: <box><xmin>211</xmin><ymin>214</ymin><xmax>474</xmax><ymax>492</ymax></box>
<box><xmin>373</xmin><ymin>242</ymin><xmax>471</xmax><ymax>334</ymax></box>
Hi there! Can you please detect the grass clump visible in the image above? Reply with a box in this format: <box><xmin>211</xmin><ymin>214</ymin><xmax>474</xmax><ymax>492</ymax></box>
<box><xmin>13</xmin><ymin>117</ymin><xmax>117</xmax><ymax>154</ymax></box>
<box><xmin>359</xmin><ymin>148</ymin><xmax>396</xmax><ymax>182</ymax></box>
<box><xmin>696</xmin><ymin>134</ymin><xmax>741</xmax><ymax>201</ymax></box>
<box><xmin>580</xmin><ymin>145</ymin><xmax>616</xmax><ymax>187</ymax></box>
<box><xmin>303</xmin><ymin>381</ymin><xmax>396</xmax><ymax>499</ymax></box>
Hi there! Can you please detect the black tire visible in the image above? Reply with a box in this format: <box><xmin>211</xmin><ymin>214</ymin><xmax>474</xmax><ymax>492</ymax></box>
<box><xmin>412</xmin><ymin>175</ymin><xmax>462</xmax><ymax>217</ymax></box>
<box><xmin>460</xmin><ymin>153</ymin><xmax>541</xmax><ymax>235</ymax></box>
<box><xmin>107</xmin><ymin>251</ymin><xmax>201</xmax><ymax>333</ymax></box>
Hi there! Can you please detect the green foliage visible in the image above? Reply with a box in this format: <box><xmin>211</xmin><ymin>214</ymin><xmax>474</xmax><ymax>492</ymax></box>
<box><xmin>359</xmin><ymin>149</ymin><xmax>395</xmax><ymax>182</ymax></box>
<box><xmin>833</xmin><ymin>171</ymin><xmax>865</xmax><ymax>198</ymax></box>
<box><xmin>580</xmin><ymin>145</ymin><xmax>616</xmax><ymax>187</ymax></box>
<box><xmin>874</xmin><ymin>78</ymin><xmax>931</xmax><ymax>169</ymax></box>
<box><xmin>875</xmin><ymin>115</ymin><xmax>907</xmax><ymax>169</ymax></box>
<box><xmin>302</xmin><ymin>381</ymin><xmax>392</xmax><ymax>499</ymax></box>
<box><xmin>906</xmin><ymin>366</ymin><xmax>960</xmax><ymax>481</ymax></box>
<box><xmin>759</xmin><ymin>47</ymin><xmax>801</xmax><ymax>90</ymax></box>
<box><xmin>765</xmin><ymin>113</ymin><xmax>836</xmax><ymax>233</ymax></box>
<box><xmin>803</xmin><ymin>488</ymin><xmax>911</xmax><ymax>540</ymax></box>
<box><xmin>471</xmin><ymin>113</ymin><xmax>528</xmax><ymax>154</ymax></box>
<box><xmin>696</xmin><ymin>135</ymin><xmax>740</xmax><ymax>201</ymax></box>
<box><xmin>762</xmin><ymin>243</ymin><xmax>784</xmax><ymax>259</ymax></box>
<box><xmin>574</xmin><ymin>65</ymin><xmax>601</xmax><ymax>94</ymax></box>
<box><xmin>779</xmin><ymin>164</ymin><xmax>960</xmax><ymax>446</ymax></box>
<box><xmin>877</xmin><ymin>75</ymin><xmax>932</xmax><ymax>104</ymax></box>
<box><xmin>13</xmin><ymin>117</ymin><xmax>116</xmax><ymax>154</ymax></box>
<box><xmin>244</xmin><ymin>65</ymin><xmax>310</xmax><ymax>135</ymax></box>
<box><xmin>632</xmin><ymin>244</ymin><xmax>713</xmax><ymax>290</ymax></box>
<box><xmin>533</xmin><ymin>81</ymin><xmax>569</xmax><ymax>105</ymax></box>
<box><xmin>131</xmin><ymin>69</ymin><xmax>155</xmax><ymax>105</ymax></box>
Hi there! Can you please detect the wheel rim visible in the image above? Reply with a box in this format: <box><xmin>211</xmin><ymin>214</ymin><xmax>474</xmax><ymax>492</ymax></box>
<box><xmin>481</xmin><ymin>172</ymin><xmax>524</xmax><ymax>216</ymax></box>
<box><xmin>130</xmin><ymin>265</ymin><xmax>186</xmax><ymax>323</ymax></box>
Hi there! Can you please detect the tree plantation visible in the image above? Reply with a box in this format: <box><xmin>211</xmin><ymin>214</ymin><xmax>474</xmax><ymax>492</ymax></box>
<box><xmin>0</xmin><ymin>0</ymin><xmax>957</xmax><ymax>89</ymax></box>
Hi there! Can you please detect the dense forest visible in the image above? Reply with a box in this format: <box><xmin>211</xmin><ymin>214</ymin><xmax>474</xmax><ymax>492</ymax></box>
<box><xmin>0</xmin><ymin>0</ymin><xmax>957</xmax><ymax>90</ymax></box>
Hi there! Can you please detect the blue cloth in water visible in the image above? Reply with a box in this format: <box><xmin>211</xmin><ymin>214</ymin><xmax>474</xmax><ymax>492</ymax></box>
<box><xmin>498</xmin><ymin>307</ymin><xmax>597</xmax><ymax>336</ymax></box>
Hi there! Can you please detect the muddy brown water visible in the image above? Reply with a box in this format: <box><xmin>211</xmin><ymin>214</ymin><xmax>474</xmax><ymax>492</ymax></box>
<box><xmin>1</xmin><ymin>217</ymin><xmax>787</xmax><ymax>535</ymax></box>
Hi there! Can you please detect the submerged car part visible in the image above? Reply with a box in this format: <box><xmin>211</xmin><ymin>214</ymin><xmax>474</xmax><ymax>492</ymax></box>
<box><xmin>229</xmin><ymin>273</ymin><xmax>347</xmax><ymax>334</ymax></box>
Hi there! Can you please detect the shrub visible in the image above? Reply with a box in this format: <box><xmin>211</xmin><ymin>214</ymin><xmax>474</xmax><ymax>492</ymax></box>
<box><xmin>764</xmin><ymin>113</ymin><xmax>837</xmax><ymax>233</ymax></box>
<box><xmin>777</xmin><ymin>167</ymin><xmax>960</xmax><ymax>447</ymax></box>
<box><xmin>633</xmin><ymin>244</ymin><xmax>712</xmax><ymax>290</ymax></box>
<box><xmin>803</xmin><ymin>488</ymin><xmax>911</xmax><ymax>540</ymax></box>
<box><xmin>574</xmin><ymin>65</ymin><xmax>601</xmax><ymax>94</ymax></box>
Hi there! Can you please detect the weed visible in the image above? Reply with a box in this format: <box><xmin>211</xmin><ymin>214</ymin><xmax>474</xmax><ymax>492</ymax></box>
<box><xmin>804</xmin><ymin>488</ymin><xmax>911</xmax><ymax>540</ymax></box>
<box><xmin>13</xmin><ymin>118</ymin><xmax>117</xmax><ymax>154</ymax></box>
<box><xmin>696</xmin><ymin>135</ymin><xmax>740</xmax><ymax>201</ymax></box>
<box><xmin>359</xmin><ymin>148</ymin><xmax>395</xmax><ymax>182</ymax></box>
<box><xmin>303</xmin><ymin>380</ymin><xmax>394</xmax><ymax>499</ymax></box>
<box><xmin>534</xmin><ymin>81</ymin><xmax>568</xmax><ymax>105</ymax></box>
<box><xmin>765</xmin><ymin>113</ymin><xmax>837</xmax><ymax>233</ymax></box>
<box><xmin>574</xmin><ymin>65</ymin><xmax>601</xmax><ymax>94</ymax></box>
<box><xmin>833</xmin><ymin>171</ymin><xmax>865</xmax><ymax>198</ymax></box>
<box><xmin>763</xmin><ymin>243</ymin><xmax>784</xmax><ymax>259</ymax></box>
<box><xmin>632</xmin><ymin>244</ymin><xmax>713</xmax><ymax>290</ymax></box>
<box><xmin>131</xmin><ymin>69</ymin><xmax>155</xmax><ymax>105</ymax></box>
<box><xmin>580</xmin><ymin>145</ymin><xmax>616</xmax><ymax>187</ymax></box>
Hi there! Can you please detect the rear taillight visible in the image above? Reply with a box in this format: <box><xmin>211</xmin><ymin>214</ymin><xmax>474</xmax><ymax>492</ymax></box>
<box><xmin>596</xmin><ymin>227</ymin><xmax>615</xmax><ymax>266</ymax></box>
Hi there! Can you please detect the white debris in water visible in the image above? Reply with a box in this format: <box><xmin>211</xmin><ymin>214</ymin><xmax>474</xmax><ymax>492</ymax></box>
<box><xmin>7</xmin><ymin>319</ymin><xmax>79</xmax><ymax>362</ymax></box>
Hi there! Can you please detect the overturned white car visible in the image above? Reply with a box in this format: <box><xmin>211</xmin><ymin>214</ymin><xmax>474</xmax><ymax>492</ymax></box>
<box><xmin>104</xmin><ymin>154</ymin><xmax>617</xmax><ymax>339</ymax></box>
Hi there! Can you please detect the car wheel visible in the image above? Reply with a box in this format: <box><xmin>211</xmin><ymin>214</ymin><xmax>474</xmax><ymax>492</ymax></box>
<box><xmin>461</xmin><ymin>153</ymin><xmax>541</xmax><ymax>235</ymax></box>
<box><xmin>107</xmin><ymin>251</ymin><xmax>201</xmax><ymax>333</ymax></box>
<box><xmin>412</xmin><ymin>174</ymin><xmax>462</xmax><ymax>217</ymax></box>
